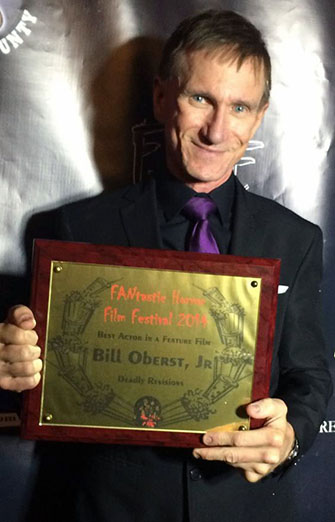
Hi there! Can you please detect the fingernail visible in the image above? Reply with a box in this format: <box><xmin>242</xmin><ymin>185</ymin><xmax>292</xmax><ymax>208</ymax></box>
<box><xmin>19</xmin><ymin>314</ymin><xmax>35</xmax><ymax>326</ymax></box>
<box><xmin>203</xmin><ymin>434</ymin><xmax>213</xmax><ymax>444</ymax></box>
<box><xmin>193</xmin><ymin>451</ymin><xmax>201</xmax><ymax>459</ymax></box>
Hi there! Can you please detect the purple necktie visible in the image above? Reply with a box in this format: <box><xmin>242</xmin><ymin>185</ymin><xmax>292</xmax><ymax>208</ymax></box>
<box><xmin>183</xmin><ymin>197</ymin><xmax>220</xmax><ymax>254</ymax></box>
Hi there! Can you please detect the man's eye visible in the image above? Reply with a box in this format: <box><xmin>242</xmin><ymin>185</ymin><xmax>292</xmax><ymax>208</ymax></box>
<box><xmin>234</xmin><ymin>105</ymin><xmax>246</xmax><ymax>113</ymax></box>
<box><xmin>192</xmin><ymin>94</ymin><xmax>206</xmax><ymax>103</ymax></box>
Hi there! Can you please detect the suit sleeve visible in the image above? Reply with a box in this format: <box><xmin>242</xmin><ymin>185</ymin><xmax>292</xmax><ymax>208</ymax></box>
<box><xmin>275</xmin><ymin>226</ymin><xmax>332</xmax><ymax>454</ymax></box>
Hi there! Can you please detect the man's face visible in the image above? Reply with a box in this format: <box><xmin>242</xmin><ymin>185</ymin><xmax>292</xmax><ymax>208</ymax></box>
<box><xmin>154</xmin><ymin>49</ymin><xmax>268</xmax><ymax>193</ymax></box>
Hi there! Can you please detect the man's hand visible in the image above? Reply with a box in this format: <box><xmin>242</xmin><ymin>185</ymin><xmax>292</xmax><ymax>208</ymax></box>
<box><xmin>0</xmin><ymin>305</ymin><xmax>42</xmax><ymax>392</ymax></box>
<box><xmin>193</xmin><ymin>398</ymin><xmax>295</xmax><ymax>482</ymax></box>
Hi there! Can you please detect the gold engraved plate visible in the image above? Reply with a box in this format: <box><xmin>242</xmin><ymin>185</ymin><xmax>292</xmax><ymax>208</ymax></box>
<box><xmin>40</xmin><ymin>262</ymin><xmax>261</xmax><ymax>434</ymax></box>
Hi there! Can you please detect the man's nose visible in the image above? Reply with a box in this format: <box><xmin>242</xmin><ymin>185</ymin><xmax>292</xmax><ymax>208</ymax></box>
<box><xmin>202</xmin><ymin>108</ymin><xmax>230</xmax><ymax>145</ymax></box>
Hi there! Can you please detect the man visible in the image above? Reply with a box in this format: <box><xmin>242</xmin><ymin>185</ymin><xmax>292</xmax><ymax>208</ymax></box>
<box><xmin>0</xmin><ymin>10</ymin><xmax>332</xmax><ymax>522</ymax></box>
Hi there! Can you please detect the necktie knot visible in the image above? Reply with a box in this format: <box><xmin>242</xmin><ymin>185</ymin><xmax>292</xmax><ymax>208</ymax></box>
<box><xmin>182</xmin><ymin>196</ymin><xmax>219</xmax><ymax>254</ymax></box>
<box><xmin>183</xmin><ymin>196</ymin><xmax>217</xmax><ymax>222</ymax></box>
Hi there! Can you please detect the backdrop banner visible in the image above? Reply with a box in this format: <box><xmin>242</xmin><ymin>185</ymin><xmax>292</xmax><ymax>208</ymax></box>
<box><xmin>0</xmin><ymin>1</ymin><xmax>334</xmax><ymax>521</ymax></box>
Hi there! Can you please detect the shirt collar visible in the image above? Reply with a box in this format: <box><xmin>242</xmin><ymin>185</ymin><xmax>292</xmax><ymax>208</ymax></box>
<box><xmin>155</xmin><ymin>169</ymin><xmax>195</xmax><ymax>221</ymax></box>
<box><xmin>155</xmin><ymin>169</ymin><xmax>236</xmax><ymax>224</ymax></box>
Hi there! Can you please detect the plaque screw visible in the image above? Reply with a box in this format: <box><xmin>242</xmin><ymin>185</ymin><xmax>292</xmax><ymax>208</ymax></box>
<box><xmin>238</xmin><ymin>425</ymin><xmax>247</xmax><ymax>431</ymax></box>
<box><xmin>54</xmin><ymin>265</ymin><xmax>62</xmax><ymax>273</ymax></box>
<box><xmin>44</xmin><ymin>413</ymin><xmax>53</xmax><ymax>422</ymax></box>
<box><xmin>251</xmin><ymin>281</ymin><xmax>258</xmax><ymax>288</ymax></box>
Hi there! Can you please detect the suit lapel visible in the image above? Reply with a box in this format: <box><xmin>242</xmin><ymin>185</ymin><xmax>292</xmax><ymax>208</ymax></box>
<box><xmin>119</xmin><ymin>175</ymin><xmax>266</xmax><ymax>256</ymax></box>
<box><xmin>120</xmin><ymin>178</ymin><xmax>162</xmax><ymax>249</ymax></box>
<box><xmin>229</xmin><ymin>178</ymin><xmax>265</xmax><ymax>258</ymax></box>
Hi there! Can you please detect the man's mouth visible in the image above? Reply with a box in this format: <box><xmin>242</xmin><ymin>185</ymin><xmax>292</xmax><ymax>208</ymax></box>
<box><xmin>190</xmin><ymin>140</ymin><xmax>229</xmax><ymax>155</ymax></box>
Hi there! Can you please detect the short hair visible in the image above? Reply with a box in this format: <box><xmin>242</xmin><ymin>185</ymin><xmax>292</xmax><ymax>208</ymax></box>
<box><xmin>158</xmin><ymin>10</ymin><xmax>271</xmax><ymax>107</ymax></box>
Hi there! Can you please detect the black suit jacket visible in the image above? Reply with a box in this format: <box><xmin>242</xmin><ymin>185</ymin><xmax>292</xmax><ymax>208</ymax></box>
<box><xmin>26</xmin><ymin>176</ymin><xmax>332</xmax><ymax>522</ymax></box>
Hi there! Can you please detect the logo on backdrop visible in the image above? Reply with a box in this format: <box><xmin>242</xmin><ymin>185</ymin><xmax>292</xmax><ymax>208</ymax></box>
<box><xmin>0</xmin><ymin>412</ymin><xmax>20</xmax><ymax>428</ymax></box>
<box><xmin>319</xmin><ymin>420</ymin><xmax>335</xmax><ymax>434</ymax></box>
<box><xmin>0</xmin><ymin>1</ymin><xmax>37</xmax><ymax>55</ymax></box>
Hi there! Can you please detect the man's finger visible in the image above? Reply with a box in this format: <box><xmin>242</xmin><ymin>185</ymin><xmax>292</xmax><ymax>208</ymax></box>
<box><xmin>193</xmin><ymin>445</ymin><xmax>282</xmax><ymax>465</ymax></box>
<box><xmin>2</xmin><ymin>358</ymin><xmax>43</xmax><ymax>378</ymax></box>
<box><xmin>0</xmin><ymin>323</ymin><xmax>38</xmax><ymax>346</ymax></box>
<box><xmin>244</xmin><ymin>465</ymin><xmax>272</xmax><ymax>482</ymax></box>
<box><xmin>202</xmin><ymin>427</ymin><xmax>284</xmax><ymax>448</ymax></box>
<box><xmin>246</xmin><ymin>398</ymin><xmax>288</xmax><ymax>421</ymax></box>
<box><xmin>0</xmin><ymin>344</ymin><xmax>41</xmax><ymax>363</ymax></box>
<box><xmin>5</xmin><ymin>305</ymin><xmax>36</xmax><ymax>330</ymax></box>
<box><xmin>0</xmin><ymin>373</ymin><xmax>41</xmax><ymax>392</ymax></box>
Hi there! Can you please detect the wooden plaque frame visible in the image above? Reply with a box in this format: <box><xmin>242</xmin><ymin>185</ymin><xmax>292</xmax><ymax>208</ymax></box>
<box><xmin>21</xmin><ymin>239</ymin><xmax>280</xmax><ymax>447</ymax></box>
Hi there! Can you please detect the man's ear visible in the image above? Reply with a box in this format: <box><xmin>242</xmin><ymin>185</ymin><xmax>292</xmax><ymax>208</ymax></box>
<box><xmin>259</xmin><ymin>101</ymin><xmax>269</xmax><ymax>119</ymax></box>
<box><xmin>153</xmin><ymin>76</ymin><xmax>167</xmax><ymax>123</ymax></box>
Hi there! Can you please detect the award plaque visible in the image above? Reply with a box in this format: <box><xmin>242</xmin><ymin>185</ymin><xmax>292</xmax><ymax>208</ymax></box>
<box><xmin>21</xmin><ymin>240</ymin><xmax>280</xmax><ymax>447</ymax></box>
